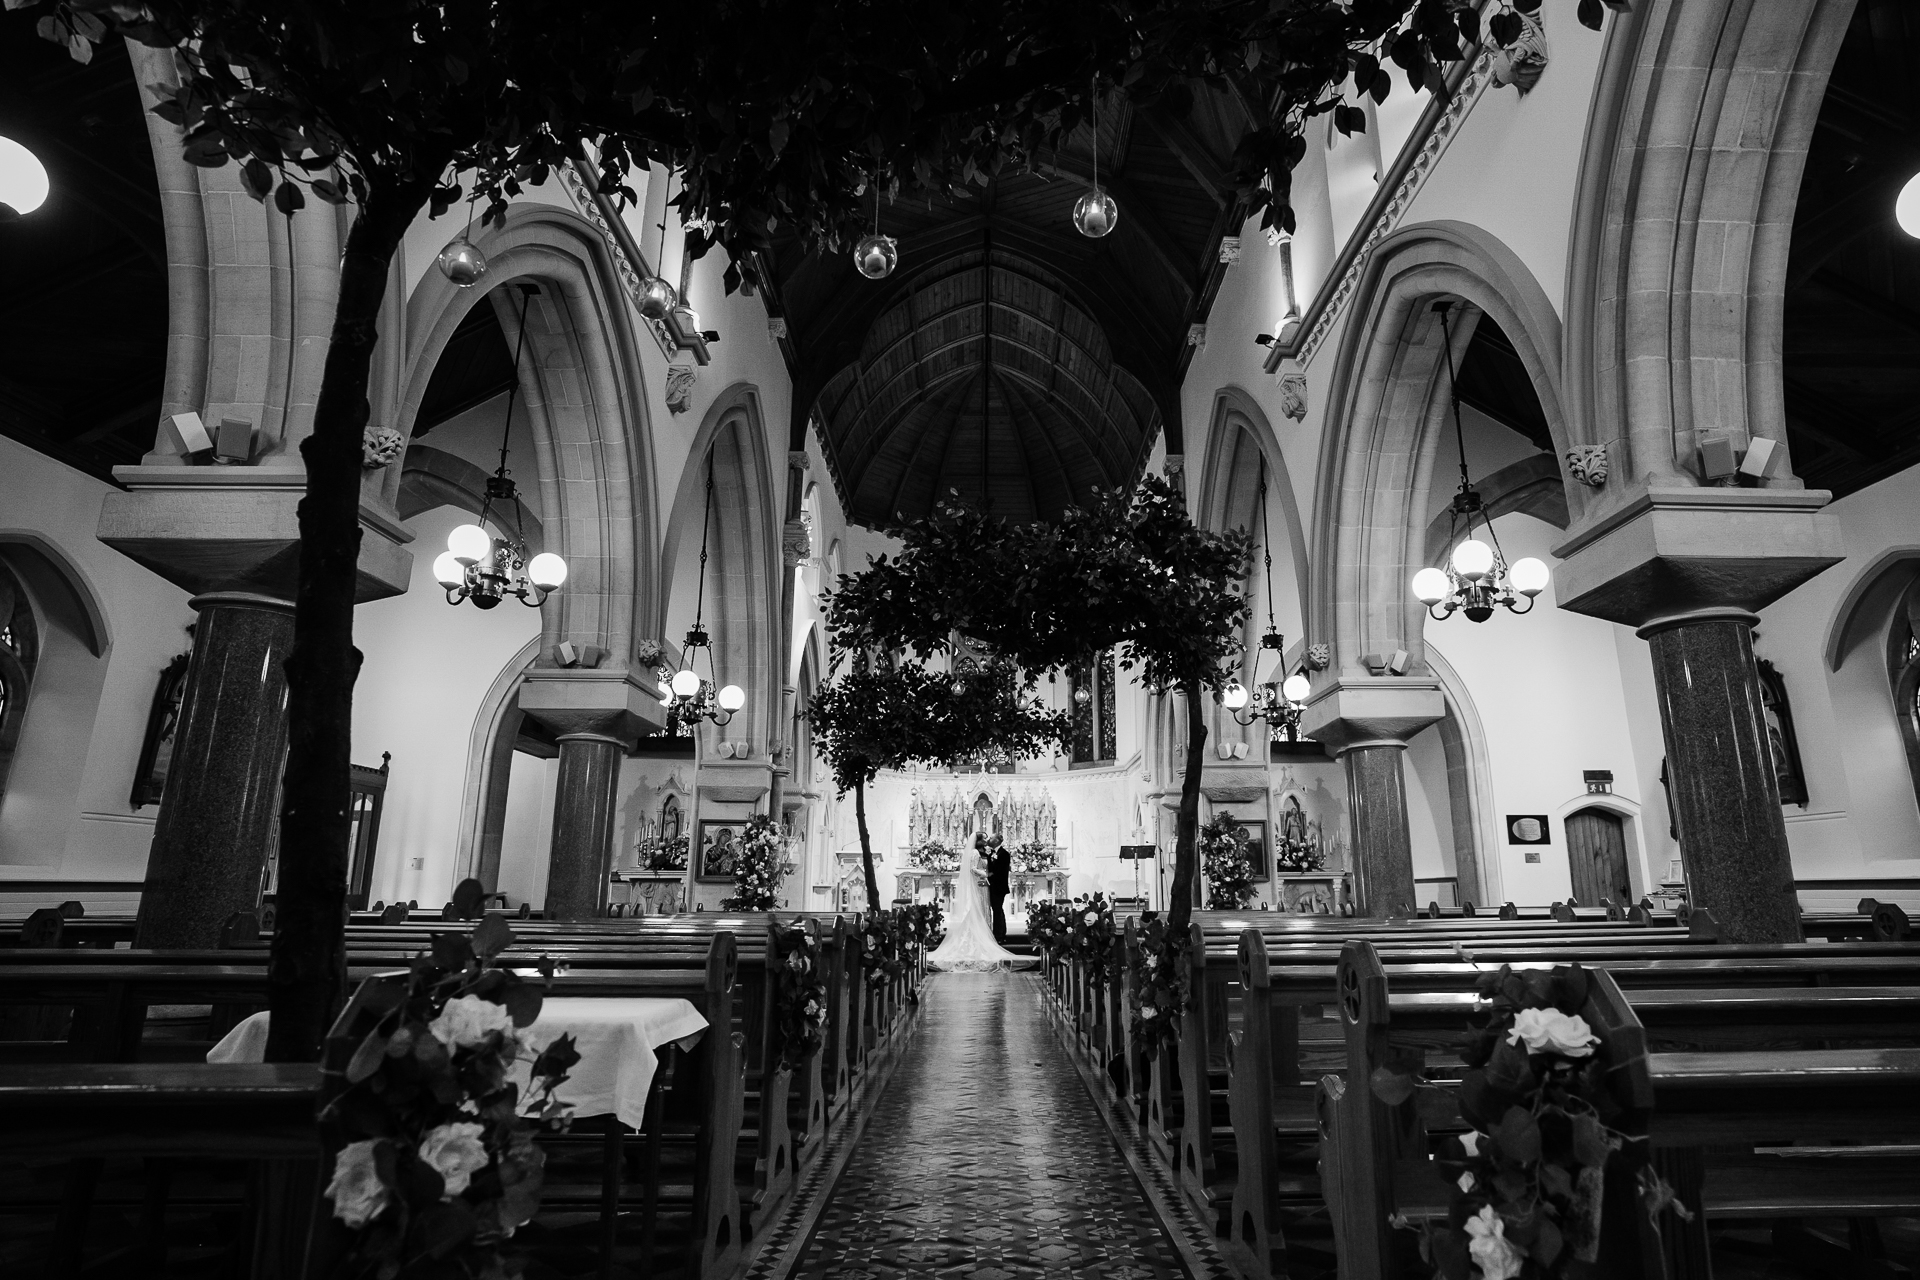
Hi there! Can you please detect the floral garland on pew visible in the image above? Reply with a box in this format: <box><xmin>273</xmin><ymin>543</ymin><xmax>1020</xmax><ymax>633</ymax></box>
<box><xmin>322</xmin><ymin>916</ymin><xmax>582</xmax><ymax>1277</ymax></box>
<box><xmin>771</xmin><ymin>922</ymin><xmax>830</xmax><ymax>1073</ymax></box>
<box><xmin>1127</xmin><ymin>910</ymin><xmax>1186</xmax><ymax>1056</ymax></box>
<box><xmin>859</xmin><ymin>909</ymin><xmax>906</xmax><ymax>988</ymax></box>
<box><xmin>903</xmin><ymin>900</ymin><xmax>946</xmax><ymax>950</ymax></box>
<box><xmin>1025</xmin><ymin>899</ymin><xmax>1065</xmax><ymax>953</ymax></box>
<box><xmin>721</xmin><ymin>814</ymin><xmax>788</xmax><ymax>911</ymax></box>
<box><xmin>1060</xmin><ymin>893</ymin><xmax>1117</xmax><ymax>984</ymax></box>
<box><xmin>1200</xmin><ymin>813</ymin><xmax>1257</xmax><ymax>909</ymax></box>
<box><xmin>1373</xmin><ymin>963</ymin><xmax>1691</xmax><ymax>1280</ymax></box>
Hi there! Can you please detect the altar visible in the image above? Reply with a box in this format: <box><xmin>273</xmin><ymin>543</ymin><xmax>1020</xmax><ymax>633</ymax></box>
<box><xmin>897</xmin><ymin>869</ymin><xmax>1069</xmax><ymax>915</ymax></box>
<box><xmin>902</xmin><ymin>778</ymin><xmax>1069</xmax><ymax>917</ymax></box>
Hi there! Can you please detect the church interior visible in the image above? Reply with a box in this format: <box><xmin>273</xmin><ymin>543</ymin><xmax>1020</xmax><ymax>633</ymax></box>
<box><xmin>3</xmin><ymin>1</ymin><xmax>1920</xmax><ymax>1277</ymax></box>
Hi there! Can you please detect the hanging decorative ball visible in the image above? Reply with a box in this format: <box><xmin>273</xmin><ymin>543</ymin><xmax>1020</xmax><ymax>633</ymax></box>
<box><xmin>852</xmin><ymin>233</ymin><xmax>898</xmax><ymax>280</ymax></box>
<box><xmin>1072</xmin><ymin>188</ymin><xmax>1119</xmax><ymax>239</ymax></box>
<box><xmin>435</xmin><ymin>236</ymin><xmax>489</xmax><ymax>288</ymax></box>
<box><xmin>638</xmin><ymin>276</ymin><xmax>678</xmax><ymax>321</ymax></box>
<box><xmin>1072</xmin><ymin>685</ymin><xmax>1092</xmax><ymax>707</ymax></box>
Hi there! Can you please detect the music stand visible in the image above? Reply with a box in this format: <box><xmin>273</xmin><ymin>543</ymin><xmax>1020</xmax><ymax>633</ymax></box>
<box><xmin>1119</xmin><ymin>844</ymin><xmax>1155</xmax><ymax>911</ymax></box>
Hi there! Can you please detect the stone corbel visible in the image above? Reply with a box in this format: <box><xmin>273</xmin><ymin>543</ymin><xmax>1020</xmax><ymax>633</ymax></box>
<box><xmin>1298</xmin><ymin>677</ymin><xmax>1446</xmax><ymax>756</ymax></box>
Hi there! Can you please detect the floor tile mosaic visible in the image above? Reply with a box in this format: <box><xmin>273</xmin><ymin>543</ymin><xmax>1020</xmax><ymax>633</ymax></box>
<box><xmin>776</xmin><ymin>972</ymin><xmax>1198</xmax><ymax>1280</ymax></box>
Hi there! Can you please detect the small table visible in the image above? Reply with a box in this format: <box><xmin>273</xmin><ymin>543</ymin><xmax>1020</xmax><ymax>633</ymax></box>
<box><xmin>208</xmin><ymin>997</ymin><xmax>706</xmax><ymax>1129</ymax></box>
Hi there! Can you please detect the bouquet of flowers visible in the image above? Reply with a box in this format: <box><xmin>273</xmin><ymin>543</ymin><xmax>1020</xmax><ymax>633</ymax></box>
<box><xmin>1061</xmin><ymin>893</ymin><xmax>1118</xmax><ymax>984</ymax></box>
<box><xmin>1274</xmin><ymin>834</ymin><xmax>1324</xmax><ymax>875</ymax></box>
<box><xmin>1010</xmin><ymin>840</ymin><xmax>1057</xmax><ymax>874</ymax></box>
<box><xmin>907</xmin><ymin>839</ymin><xmax>958</xmax><ymax>874</ymax></box>
<box><xmin>320</xmin><ymin>916</ymin><xmax>580</xmax><ymax>1277</ymax></box>
<box><xmin>1128</xmin><ymin>909</ymin><xmax>1186</xmax><ymax>1056</ymax></box>
<box><xmin>721</xmin><ymin>815</ymin><xmax>787</xmax><ymax>911</ymax></box>
<box><xmin>1200</xmin><ymin>813</ymin><xmax>1257</xmax><ymax>909</ymax></box>
<box><xmin>1375</xmin><ymin>963</ymin><xmax>1689</xmax><ymax>1279</ymax></box>
<box><xmin>772</xmin><ymin>922</ymin><xmax>830</xmax><ymax>1072</ymax></box>
<box><xmin>638</xmin><ymin>833</ymin><xmax>690</xmax><ymax>871</ymax></box>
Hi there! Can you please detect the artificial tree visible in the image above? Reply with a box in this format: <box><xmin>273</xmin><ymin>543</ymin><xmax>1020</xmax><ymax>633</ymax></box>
<box><xmin>825</xmin><ymin>479</ymin><xmax>1250</xmax><ymax>935</ymax></box>
<box><xmin>806</xmin><ymin>658</ymin><xmax>1069</xmax><ymax>911</ymax></box>
<box><xmin>29</xmin><ymin>0</ymin><xmax>1592</xmax><ymax>1058</ymax></box>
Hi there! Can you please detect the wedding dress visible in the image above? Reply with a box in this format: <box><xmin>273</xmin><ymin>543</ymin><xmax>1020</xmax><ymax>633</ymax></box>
<box><xmin>926</xmin><ymin>838</ymin><xmax>1031</xmax><ymax>971</ymax></box>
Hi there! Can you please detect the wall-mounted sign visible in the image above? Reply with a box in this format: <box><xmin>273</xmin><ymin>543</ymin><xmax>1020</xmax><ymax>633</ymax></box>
<box><xmin>1506</xmin><ymin>814</ymin><xmax>1551</xmax><ymax>845</ymax></box>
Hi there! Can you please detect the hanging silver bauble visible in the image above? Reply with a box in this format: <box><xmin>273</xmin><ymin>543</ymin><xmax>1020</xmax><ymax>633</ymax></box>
<box><xmin>638</xmin><ymin>276</ymin><xmax>678</xmax><ymax>321</ymax></box>
<box><xmin>852</xmin><ymin>233</ymin><xmax>898</xmax><ymax>280</ymax></box>
<box><xmin>1071</xmin><ymin>188</ymin><xmax>1119</xmax><ymax>239</ymax></box>
<box><xmin>436</xmin><ymin>236</ymin><xmax>489</xmax><ymax>288</ymax></box>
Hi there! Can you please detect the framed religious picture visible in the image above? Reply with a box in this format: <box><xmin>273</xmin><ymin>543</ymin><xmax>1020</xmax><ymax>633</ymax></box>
<box><xmin>697</xmin><ymin>820</ymin><xmax>742</xmax><ymax>882</ymax></box>
<box><xmin>1237</xmin><ymin>818</ymin><xmax>1272</xmax><ymax>882</ymax></box>
<box><xmin>1506</xmin><ymin>814</ymin><xmax>1551</xmax><ymax>845</ymax></box>
<box><xmin>1754</xmin><ymin>659</ymin><xmax>1810</xmax><ymax>806</ymax></box>
<box><xmin>129</xmin><ymin>650</ymin><xmax>191</xmax><ymax>808</ymax></box>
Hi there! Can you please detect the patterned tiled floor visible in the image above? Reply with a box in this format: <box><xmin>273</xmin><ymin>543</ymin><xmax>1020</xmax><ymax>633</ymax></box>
<box><xmin>779</xmin><ymin>972</ymin><xmax>1195</xmax><ymax>1279</ymax></box>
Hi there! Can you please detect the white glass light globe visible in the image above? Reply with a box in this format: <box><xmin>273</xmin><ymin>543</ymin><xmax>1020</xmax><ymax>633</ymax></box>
<box><xmin>1509</xmin><ymin>556</ymin><xmax>1550</xmax><ymax>597</ymax></box>
<box><xmin>638</xmin><ymin>276</ymin><xmax>677</xmax><ymax>321</ymax></box>
<box><xmin>527</xmin><ymin>552</ymin><xmax>568</xmax><ymax>590</ymax></box>
<box><xmin>1072</xmin><ymin>188</ymin><xmax>1119</xmax><ymax>238</ymax></box>
<box><xmin>1898</xmin><ymin>172</ymin><xmax>1920</xmax><ymax>239</ymax></box>
<box><xmin>1281</xmin><ymin>673</ymin><xmax>1311</xmax><ymax>705</ymax></box>
<box><xmin>1451</xmin><ymin>538</ymin><xmax>1495</xmax><ymax>581</ymax></box>
<box><xmin>1411</xmin><ymin>566</ymin><xmax>1452</xmax><ymax>605</ymax></box>
<box><xmin>852</xmin><ymin>233</ymin><xmax>898</xmax><ymax>280</ymax></box>
<box><xmin>671</xmin><ymin>668</ymin><xmax>702</xmax><ymax>698</ymax></box>
<box><xmin>1222</xmin><ymin>682</ymin><xmax>1249</xmax><ymax>710</ymax></box>
<box><xmin>431</xmin><ymin>551</ymin><xmax>465</xmax><ymax>587</ymax></box>
<box><xmin>447</xmin><ymin>523</ymin><xmax>491</xmax><ymax>565</ymax></box>
<box><xmin>435</xmin><ymin>236</ymin><xmax>488</xmax><ymax>288</ymax></box>
<box><xmin>717</xmin><ymin>684</ymin><xmax>746</xmax><ymax>712</ymax></box>
<box><xmin>0</xmin><ymin>135</ymin><xmax>50</xmax><ymax>216</ymax></box>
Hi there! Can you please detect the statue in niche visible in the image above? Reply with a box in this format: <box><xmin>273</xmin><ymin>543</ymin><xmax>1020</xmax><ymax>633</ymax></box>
<box><xmin>660</xmin><ymin>794</ymin><xmax>682</xmax><ymax>843</ymax></box>
<box><xmin>1566</xmin><ymin>444</ymin><xmax>1609</xmax><ymax>488</ymax></box>
<box><xmin>1279</xmin><ymin>372</ymin><xmax>1309</xmax><ymax>422</ymax></box>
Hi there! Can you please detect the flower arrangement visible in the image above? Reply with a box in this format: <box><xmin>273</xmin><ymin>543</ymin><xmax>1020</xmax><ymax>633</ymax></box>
<box><xmin>1127</xmin><ymin>910</ymin><xmax>1186</xmax><ymax>1056</ymax></box>
<box><xmin>637</xmin><ymin>833</ymin><xmax>690</xmax><ymax>871</ymax></box>
<box><xmin>1010</xmin><ymin>840</ymin><xmax>1057</xmax><ymax>874</ymax></box>
<box><xmin>1374</xmin><ymin>963</ymin><xmax>1689</xmax><ymax>1279</ymax></box>
<box><xmin>1060</xmin><ymin>893</ymin><xmax>1117</xmax><ymax>984</ymax></box>
<box><xmin>1200</xmin><ymin>813</ymin><xmax>1257</xmax><ymax>909</ymax></box>
<box><xmin>1025</xmin><ymin>899</ymin><xmax>1065</xmax><ymax>952</ymax></box>
<box><xmin>903</xmin><ymin>901</ymin><xmax>946</xmax><ymax>950</ymax></box>
<box><xmin>320</xmin><ymin>916</ymin><xmax>580</xmax><ymax>1276</ymax></box>
<box><xmin>1273</xmin><ymin>834</ymin><xmax>1324</xmax><ymax>875</ymax></box>
<box><xmin>859</xmin><ymin>910</ymin><xmax>905</xmax><ymax>988</ymax></box>
<box><xmin>771</xmin><ymin>922</ymin><xmax>830</xmax><ymax>1072</ymax></box>
<box><xmin>721</xmin><ymin>815</ymin><xmax>788</xmax><ymax>911</ymax></box>
<box><xmin>907</xmin><ymin>839</ymin><xmax>958</xmax><ymax>874</ymax></box>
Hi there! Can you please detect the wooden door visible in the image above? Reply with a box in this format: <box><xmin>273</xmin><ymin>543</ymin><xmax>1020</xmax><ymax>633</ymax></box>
<box><xmin>1565</xmin><ymin>808</ymin><xmax>1632</xmax><ymax>906</ymax></box>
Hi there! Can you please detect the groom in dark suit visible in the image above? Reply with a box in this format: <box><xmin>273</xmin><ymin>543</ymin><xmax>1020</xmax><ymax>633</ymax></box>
<box><xmin>982</xmin><ymin>834</ymin><xmax>1012</xmax><ymax>943</ymax></box>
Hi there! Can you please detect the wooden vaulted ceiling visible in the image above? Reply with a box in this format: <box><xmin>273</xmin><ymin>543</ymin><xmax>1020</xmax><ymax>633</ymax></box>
<box><xmin>757</xmin><ymin>86</ymin><xmax>1253</xmax><ymax>528</ymax></box>
<box><xmin>1784</xmin><ymin>0</ymin><xmax>1920</xmax><ymax>497</ymax></box>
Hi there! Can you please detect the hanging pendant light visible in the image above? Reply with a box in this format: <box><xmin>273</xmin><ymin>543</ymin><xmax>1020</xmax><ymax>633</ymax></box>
<box><xmin>436</xmin><ymin>190</ymin><xmax>489</xmax><ymax>287</ymax></box>
<box><xmin>637</xmin><ymin>274</ymin><xmax>678</xmax><ymax>320</ymax></box>
<box><xmin>661</xmin><ymin>460</ymin><xmax>747</xmax><ymax>726</ymax></box>
<box><xmin>1410</xmin><ymin>302</ymin><xmax>1550</xmax><ymax>623</ymax></box>
<box><xmin>1073</xmin><ymin>79</ymin><xmax>1120</xmax><ymax>239</ymax></box>
<box><xmin>1222</xmin><ymin>470</ymin><xmax>1311</xmax><ymax>739</ymax></box>
<box><xmin>852</xmin><ymin>177</ymin><xmax>897</xmax><ymax>279</ymax></box>
<box><xmin>438</xmin><ymin>283</ymin><xmax>567</xmax><ymax>608</ymax></box>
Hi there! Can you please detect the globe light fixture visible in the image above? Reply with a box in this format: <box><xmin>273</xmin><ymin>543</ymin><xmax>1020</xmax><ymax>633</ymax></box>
<box><xmin>1221</xmin><ymin>682</ymin><xmax>1250</xmax><ymax>710</ymax></box>
<box><xmin>1898</xmin><ymin>172</ymin><xmax>1920</xmax><ymax>239</ymax></box>
<box><xmin>853</xmin><ymin>232</ymin><xmax>897</xmax><ymax>280</ymax></box>
<box><xmin>638</xmin><ymin>275</ymin><xmax>677</xmax><ymax>320</ymax></box>
<box><xmin>1072</xmin><ymin>189</ymin><xmax>1118</xmax><ymax>238</ymax></box>
<box><xmin>1224</xmin><ymin>472</ymin><xmax>1312</xmax><ymax>742</ymax></box>
<box><xmin>661</xmin><ymin>461</ymin><xmax>748</xmax><ymax>727</ymax></box>
<box><xmin>1412</xmin><ymin>302</ymin><xmax>1550</xmax><ymax>623</ymax></box>
<box><xmin>436</xmin><ymin>236</ymin><xmax>488</xmax><ymax>288</ymax></box>
<box><xmin>440</xmin><ymin>285</ymin><xmax>567</xmax><ymax>611</ymax></box>
<box><xmin>0</xmin><ymin>135</ymin><xmax>50</xmax><ymax>216</ymax></box>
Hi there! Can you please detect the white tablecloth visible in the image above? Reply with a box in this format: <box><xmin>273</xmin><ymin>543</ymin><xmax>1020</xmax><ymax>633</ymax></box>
<box><xmin>207</xmin><ymin>996</ymin><xmax>707</xmax><ymax>1129</ymax></box>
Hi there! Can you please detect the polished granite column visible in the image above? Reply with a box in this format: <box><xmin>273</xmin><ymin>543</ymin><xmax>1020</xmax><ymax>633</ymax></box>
<box><xmin>1640</xmin><ymin>609</ymin><xmax>1803</xmax><ymax>943</ymax></box>
<box><xmin>1343</xmin><ymin>744</ymin><xmax>1419</xmax><ymax>918</ymax></box>
<box><xmin>543</xmin><ymin>732</ymin><xmax>624</xmax><ymax>922</ymax></box>
<box><xmin>136</xmin><ymin>592</ymin><xmax>294</xmax><ymax>949</ymax></box>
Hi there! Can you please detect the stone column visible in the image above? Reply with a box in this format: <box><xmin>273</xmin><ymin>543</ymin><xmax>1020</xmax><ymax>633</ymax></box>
<box><xmin>135</xmin><ymin>593</ymin><xmax>294</xmax><ymax>948</ymax></box>
<box><xmin>1301</xmin><ymin>679</ymin><xmax>1444</xmax><ymax>918</ymax></box>
<box><xmin>517</xmin><ymin>667</ymin><xmax>660</xmax><ymax>921</ymax></box>
<box><xmin>543</xmin><ymin>733</ymin><xmax>625</xmax><ymax>922</ymax></box>
<box><xmin>1640</xmin><ymin>609</ymin><xmax>1802</xmax><ymax>941</ymax></box>
<box><xmin>1555</xmin><ymin>487</ymin><xmax>1844</xmax><ymax>943</ymax></box>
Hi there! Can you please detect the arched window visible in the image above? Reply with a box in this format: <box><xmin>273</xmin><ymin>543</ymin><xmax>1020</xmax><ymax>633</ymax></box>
<box><xmin>0</xmin><ymin>566</ymin><xmax>39</xmax><ymax>802</ymax></box>
<box><xmin>1893</xmin><ymin>580</ymin><xmax>1920</xmax><ymax>808</ymax></box>
<box><xmin>1069</xmin><ymin>650</ymin><xmax>1116</xmax><ymax>766</ymax></box>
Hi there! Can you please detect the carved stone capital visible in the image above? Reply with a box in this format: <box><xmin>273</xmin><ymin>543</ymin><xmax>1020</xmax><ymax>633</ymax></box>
<box><xmin>665</xmin><ymin>364</ymin><xmax>697</xmax><ymax>414</ymax></box>
<box><xmin>782</xmin><ymin>518</ymin><xmax>812</xmax><ymax>568</ymax></box>
<box><xmin>516</xmin><ymin>668</ymin><xmax>665</xmax><ymax>742</ymax></box>
<box><xmin>1299</xmin><ymin>678</ymin><xmax>1446</xmax><ymax>756</ymax></box>
<box><xmin>1279</xmin><ymin>372</ymin><xmax>1309</xmax><ymax>422</ymax></box>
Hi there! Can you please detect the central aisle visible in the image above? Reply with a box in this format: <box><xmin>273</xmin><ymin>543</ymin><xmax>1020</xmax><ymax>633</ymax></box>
<box><xmin>785</xmin><ymin>971</ymin><xmax>1194</xmax><ymax>1278</ymax></box>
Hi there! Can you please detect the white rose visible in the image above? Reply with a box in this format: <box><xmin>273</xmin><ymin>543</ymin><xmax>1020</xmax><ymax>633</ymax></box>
<box><xmin>1084</xmin><ymin>911</ymin><xmax>1097</xmax><ymax>925</ymax></box>
<box><xmin>803</xmin><ymin>999</ymin><xmax>820</xmax><ymax>1017</ymax></box>
<box><xmin>326</xmin><ymin>1139</ymin><xmax>391</xmax><ymax>1228</ymax></box>
<box><xmin>787</xmin><ymin>951</ymin><xmax>809</xmax><ymax>973</ymax></box>
<box><xmin>1459</xmin><ymin>1130</ymin><xmax>1483</xmax><ymax>1156</ymax></box>
<box><xmin>428</xmin><ymin>995</ymin><xmax>518</xmax><ymax>1049</ymax></box>
<box><xmin>1506</xmin><ymin>1007</ymin><xmax>1599</xmax><ymax>1058</ymax></box>
<box><xmin>1465</xmin><ymin>1206</ymin><xmax>1525</xmax><ymax>1280</ymax></box>
<box><xmin>1141</xmin><ymin>1005</ymin><xmax>1158</xmax><ymax>1020</ymax></box>
<box><xmin>419</xmin><ymin>1121</ymin><xmax>490</xmax><ymax>1196</ymax></box>
<box><xmin>1457</xmin><ymin>1171</ymin><xmax>1476</xmax><ymax>1192</ymax></box>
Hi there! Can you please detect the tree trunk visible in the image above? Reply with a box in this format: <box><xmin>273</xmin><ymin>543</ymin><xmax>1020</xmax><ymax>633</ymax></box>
<box><xmin>264</xmin><ymin>184</ymin><xmax>429</xmax><ymax>1063</ymax></box>
<box><xmin>1167</xmin><ymin>676</ymin><xmax>1207</xmax><ymax>936</ymax></box>
<box><xmin>854</xmin><ymin>777</ymin><xmax>881</xmax><ymax>912</ymax></box>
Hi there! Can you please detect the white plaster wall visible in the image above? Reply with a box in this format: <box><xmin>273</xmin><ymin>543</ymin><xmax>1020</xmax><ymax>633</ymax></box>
<box><xmin>352</xmin><ymin>503</ymin><xmax>542</xmax><ymax>905</ymax></box>
<box><xmin>497</xmin><ymin>750</ymin><xmax>556</xmax><ymax>908</ymax></box>
<box><xmin>1404</xmin><ymin>724</ymin><xmax>1456</xmax><ymax>882</ymax></box>
<box><xmin>0</xmin><ymin>434</ymin><xmax>193</xmax><ymax>880</ymax></box>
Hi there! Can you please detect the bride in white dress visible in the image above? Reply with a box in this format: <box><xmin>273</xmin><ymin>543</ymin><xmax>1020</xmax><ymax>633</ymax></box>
<box><xmin>926</xmin><ymin>834</ymin><xmax>1030</xmax><ymax>971</ymax></box>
